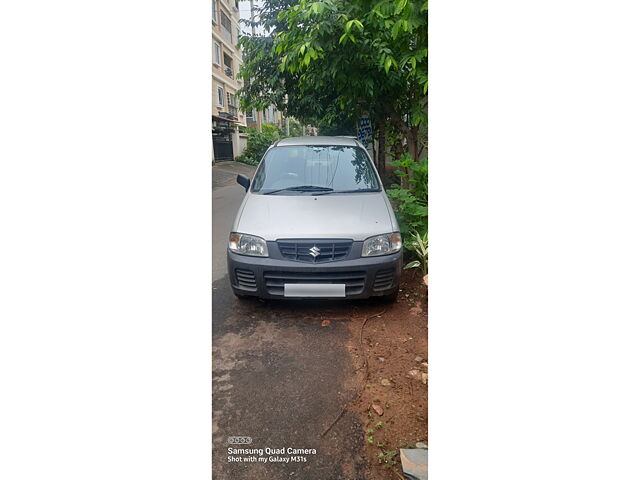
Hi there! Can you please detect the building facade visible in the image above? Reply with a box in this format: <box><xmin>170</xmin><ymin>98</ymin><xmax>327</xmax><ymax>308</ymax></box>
<box><xmin>245</xmin><ymin>105</ymin><xmax>284</xmax><ymax>130</ymax></box>
<box><xmin>212</xmin><ymin>0</ymin><xmax>246</xmax><ymax>162</ymax></box>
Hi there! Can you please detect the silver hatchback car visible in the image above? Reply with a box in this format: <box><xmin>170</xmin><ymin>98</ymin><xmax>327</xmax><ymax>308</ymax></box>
<box><xmin>227</xmin><ymin>136</ymin><xmax>402</xmax><ymax>301</ymax></box>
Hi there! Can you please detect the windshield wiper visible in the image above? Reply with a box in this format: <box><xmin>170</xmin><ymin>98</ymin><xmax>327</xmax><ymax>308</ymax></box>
<box><xmin>312</xmin><ymin>188</ymin><xmax>380</xmax><ymax>195</ymax></box>
<box><xmin>263</xmin><ymin>185</ymin><xmax>334</xmax><ymax>195</ymax></box>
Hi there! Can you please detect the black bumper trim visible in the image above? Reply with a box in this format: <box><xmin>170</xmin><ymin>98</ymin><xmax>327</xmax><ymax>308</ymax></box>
<box><xmin>227</xmin><ymin>250</ymin><xmax>402</xmax><ymax>299</ymax></box>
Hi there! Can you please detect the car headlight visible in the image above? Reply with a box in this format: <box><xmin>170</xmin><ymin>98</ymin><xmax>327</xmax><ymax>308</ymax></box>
<box><xmin>362</xmin><ymin>232</ymin><xmax>402</xmax><ymax>257</ymax></box>
<box><xmin>228</xmin><ymin>233</ymin><xmax>268</xmax><ymax>257</ymax></box>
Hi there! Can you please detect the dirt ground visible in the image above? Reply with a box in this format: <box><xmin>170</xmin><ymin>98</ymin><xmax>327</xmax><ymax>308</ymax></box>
<box><xmin>345</xmin><ymin>269</ymin><xmax>428</xmax><ymax>480</ymax></box>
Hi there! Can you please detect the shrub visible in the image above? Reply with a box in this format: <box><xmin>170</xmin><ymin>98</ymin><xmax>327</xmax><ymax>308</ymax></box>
<box><xmin>386</xmin><ymin>154</ymin><xmax>428</xmax><ymax>238</ymax></box>
<box><xmin>404</xmin><ymin>230</ymin><xmax>428</xmax><ymax>275</ymax></box>
<box><xmin>288</xmin><ymin>119</ymin><xmax>303</xmax><ymax>137</ymax></box>
<box><xmin>236</xmin><ymin>124</ymin><xmax>279</xmax><ymax>166</ymax></box>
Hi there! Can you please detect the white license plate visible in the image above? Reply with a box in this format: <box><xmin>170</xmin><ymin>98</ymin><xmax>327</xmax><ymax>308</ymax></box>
<box><xmin>284</xmin><ymin>283</ymin><xmax>346</xmax><ymax>297</ymax></box>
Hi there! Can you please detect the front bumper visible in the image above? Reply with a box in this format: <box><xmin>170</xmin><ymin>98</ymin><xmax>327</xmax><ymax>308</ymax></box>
<box><xmin>227</xmin><ymin>248</ymin><xmax>402</xmax><ymax>300</ymax></box>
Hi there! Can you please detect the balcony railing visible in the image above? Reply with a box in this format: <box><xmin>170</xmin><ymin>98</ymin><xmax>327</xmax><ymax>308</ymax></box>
<box><xmin>224</xmin><ymin>66</ymin><xmax>233</xmax><ymax>78</ymax></box>
<box><xmin>228</xmin><ymin>105</ymin><xmax>238</xmax><ymax>118</ymax></box>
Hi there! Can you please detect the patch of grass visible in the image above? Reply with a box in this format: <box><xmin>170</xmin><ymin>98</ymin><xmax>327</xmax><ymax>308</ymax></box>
<box><xmin>377</xmin><ymin>450</ymin><xmax>398</xmax><ymax>467</ymax></box>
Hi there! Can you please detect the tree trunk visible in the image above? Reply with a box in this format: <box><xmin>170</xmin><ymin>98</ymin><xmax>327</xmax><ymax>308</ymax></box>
<box><xmin>407</xmin><ymin>126</ymin><xmax>419</xmax><ymax>163</ymax></box>
<box><xmin>371</xmin><ymin>125</ymin><xmax>377</xmax><ymax>171</ymax></box>
<box><xmin>378</xmin><ymin>126</ymin><xmax>386</xmax><ymax>177</ymax></box>
<box><xmin>393</xmin><ymin>139</ymin><xmax>407</xmax><ymax>189</ymax></box>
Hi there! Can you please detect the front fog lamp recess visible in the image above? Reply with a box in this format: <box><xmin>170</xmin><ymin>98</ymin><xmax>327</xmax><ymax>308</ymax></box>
<box><xmin>362</xmin><ymin>233</ymin><xmax>402</xmax><ymax>257</ymax></box>
<box><xmin>228</xmin><ymin>233</ymin><xmax>268</xmax><ymax>257</ymax></box>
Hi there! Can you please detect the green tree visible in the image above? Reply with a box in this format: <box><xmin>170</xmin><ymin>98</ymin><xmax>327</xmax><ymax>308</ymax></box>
<box><xmin>238</xmin><ymin>0</ymin><xmax>427</xmax><ymax>162</ymax></box>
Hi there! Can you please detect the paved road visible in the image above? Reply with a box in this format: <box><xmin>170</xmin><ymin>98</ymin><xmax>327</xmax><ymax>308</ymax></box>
<box><xmin>212</xmin><ymin>162</ymin><xmax>368</xmax><ymax>480</ymax></box>
<box><xmin>212</xmin><ymin>162</ymin><xmax>257</xmax><ymax>282</ymax></box>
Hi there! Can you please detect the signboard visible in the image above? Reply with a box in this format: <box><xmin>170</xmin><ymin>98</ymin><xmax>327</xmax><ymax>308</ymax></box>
<box><xmin>357</xmin><ymin>116</ymin><xmax>373</xmax><ymax>148</ymax></box>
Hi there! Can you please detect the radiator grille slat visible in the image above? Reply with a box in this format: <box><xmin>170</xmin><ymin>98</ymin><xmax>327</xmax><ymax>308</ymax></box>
<box><xmin>277</xmin><ymin>239</ymin><xmax>352</xmax><ymax>263</ymax></box>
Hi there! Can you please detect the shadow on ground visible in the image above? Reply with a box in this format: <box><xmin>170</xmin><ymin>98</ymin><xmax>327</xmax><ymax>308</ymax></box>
<box><xmin>213</xmin><ymin>276</ymin><xmax>375</xmax><ymax>480</ymax></box>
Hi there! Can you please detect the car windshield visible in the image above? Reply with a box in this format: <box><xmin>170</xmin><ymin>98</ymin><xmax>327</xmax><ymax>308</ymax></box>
<box><xmin>251</xmin><ymin>145</ymin><xmax>380</xmax><ymax>194</ymax></box>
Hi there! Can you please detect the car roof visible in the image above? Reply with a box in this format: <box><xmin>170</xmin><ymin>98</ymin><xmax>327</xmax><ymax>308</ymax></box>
<box><xmin>274</xmin><ymin>136</ymin><xmax>361</xmax><ymax>147</ymax></box>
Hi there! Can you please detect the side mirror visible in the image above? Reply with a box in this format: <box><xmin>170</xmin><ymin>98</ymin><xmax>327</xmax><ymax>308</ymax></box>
<box><xmin>237</xmin><ymin>174</ymin><xmax>250</xmax><ymax>192</ymax></box>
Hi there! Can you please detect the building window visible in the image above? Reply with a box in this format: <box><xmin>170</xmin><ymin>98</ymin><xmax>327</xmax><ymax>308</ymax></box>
<box><xmin>223</xmin><ymin>53</ymin><xmax>233</xmax><ymax>78</ymax></box>
<box><xmin>217</xmin><ymin>86</ymin><xmax>224</xmax><ymax>107</ymax></box>
<box><xmin>220</xmin><ymin>12</ymin><xmax>232</xmax><ymax>42</ymax></box>
<box><xmin>227</xmin><ymin>92</ymin><xmax>238</xmax><ymax>117</ymax></box>
<box><xmin>212</xmin><ymin>0</ymin><xmax>218</xmax><ymax>23</ymax></box>
<box><xmin>213</xmin><ymin>43</ymin><xmax>221</xmax><ymax>66</ymax></box>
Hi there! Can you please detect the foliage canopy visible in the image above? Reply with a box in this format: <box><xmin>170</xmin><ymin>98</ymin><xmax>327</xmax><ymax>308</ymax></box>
<box><xmin>238</xmin><ymin>0</ymin><xmax>427</xmax><ymax>157</ymax></box>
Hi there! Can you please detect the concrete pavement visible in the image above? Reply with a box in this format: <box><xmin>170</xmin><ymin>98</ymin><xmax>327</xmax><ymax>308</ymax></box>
<box><xmin>212</xmin><ymin>161</ymin><xmax>368</xmax><ymax>480</ymax></box>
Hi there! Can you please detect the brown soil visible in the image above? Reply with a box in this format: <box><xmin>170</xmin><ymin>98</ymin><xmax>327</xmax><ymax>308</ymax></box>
<box><xmin>346</xmin><ymin>269</ymin><xmax>428</xmax><ymax>480</ymax></box>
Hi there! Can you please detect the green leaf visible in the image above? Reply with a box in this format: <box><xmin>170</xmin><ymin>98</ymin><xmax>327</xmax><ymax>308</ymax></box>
<box><xmin>373</xmin><ymin>6</ymin><xmax>387</xmax><ymax>18</ymax></box>
<box><xmin>391</xmin><ymin>21</ymin><xmax>402</xmax><ymax>39</ymax></box>
<box><xmin>395</xmin><ymin>0</ymin><xmax>408</xmax><ymax>15</ymax></box>
<box><xmin>384</xmin><ymin>57</ymin><xmax>392</xmax><ymax>73</ymax></box>
<box><xmin>346</xmin><ymin>20</ymin><xmax>354</xmax><ymax>33</ymax></box>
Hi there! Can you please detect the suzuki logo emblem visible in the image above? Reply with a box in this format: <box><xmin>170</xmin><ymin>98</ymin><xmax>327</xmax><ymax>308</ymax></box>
<box><xmin>309</xmin><ymin>245</ymin><xmax>321</xmax><ymax>257</ymax></box>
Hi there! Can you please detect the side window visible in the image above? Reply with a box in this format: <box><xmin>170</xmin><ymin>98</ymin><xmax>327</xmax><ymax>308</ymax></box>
<box><xmin>217</xmin><ymin>86</ymin><xmax>224</xmax><ymax>107</ymax></box>
<box><xmin>213</xmin><ymin>43</ymin><xmax>221</xmax><ymax>66</ymax></box>
<box><xmin>220</xmin><ymin>12</ymin><xmax>232</xmax><ymax>42</ymax></box>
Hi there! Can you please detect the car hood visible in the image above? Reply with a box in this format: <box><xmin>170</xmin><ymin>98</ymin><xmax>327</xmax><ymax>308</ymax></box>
<box><xmin>234</xmin><ymin>192</ymin><xmax>396</xmax><ymax>241</ymax></box>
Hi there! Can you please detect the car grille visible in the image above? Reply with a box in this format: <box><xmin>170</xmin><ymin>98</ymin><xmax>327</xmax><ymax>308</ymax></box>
<box><xmin>373</xmin><ymin>268</ymin><xmax>395</xmax><ymax>291</ymax></box>
<box><xmin>264</xmin><ymin>270</ymin><xmax>366</xmax><ymax>296</ymax></box>
<box><xmin>235</xmin><ymin>269</ymin><xmax>257</xmax><ymax>291</ymax></box>
<box><xmin>277</xmin><ymin>239</ymin><xmax>352</xmax><ymax>263</ymax></box>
